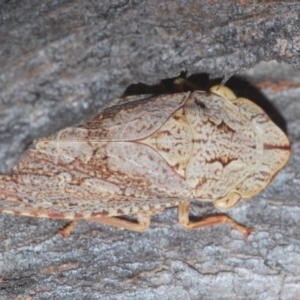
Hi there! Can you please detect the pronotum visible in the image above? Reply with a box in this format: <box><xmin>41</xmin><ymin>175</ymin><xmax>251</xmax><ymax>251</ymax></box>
<box><xmin>0</xmin><ymin>78</ymin><xmax>290</xmax><ymax>238</ymax></box>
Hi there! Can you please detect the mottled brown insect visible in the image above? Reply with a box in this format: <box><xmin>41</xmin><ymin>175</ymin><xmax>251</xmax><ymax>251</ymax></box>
<box><xmin>0</xmin><ymin>81</ymin><xmax>290</xmax><ymax>238</ymax></box>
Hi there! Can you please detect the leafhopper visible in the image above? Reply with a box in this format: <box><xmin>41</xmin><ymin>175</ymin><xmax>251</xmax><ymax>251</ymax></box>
<box><xmin>0</xmin><ymin>79</ymin><xmax>290</xmax><ymax>238</ymax></box>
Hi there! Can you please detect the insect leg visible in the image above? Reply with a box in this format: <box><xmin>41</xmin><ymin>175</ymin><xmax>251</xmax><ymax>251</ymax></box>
<box><xmin>85</xmin><ymin>214</ymin><xmax>151</xmax><ymax>233</ymax></box>
<box><xmin>178</xmin><ymin>202</ymin><xmax>253</xmax><ymax>239</ymax></box>
<box><xmin>58</xmin><ymin>214</ymin><xmax>151</xmax><ymax>238</ymax></box>
<box><xmin>58</xmin><ymin>208</ymin><xmax>164</xmax><ymax>238</ymax></box>
<box><xmin>58</xmin><ymin>220</ymin><xmax>78</xmax><ymax>239</ymax></box>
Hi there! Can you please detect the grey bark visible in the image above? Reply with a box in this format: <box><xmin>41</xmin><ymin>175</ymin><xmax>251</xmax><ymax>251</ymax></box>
<box><xmin>0</xmin><ymin>1</ymin><xmax>299</xmax><ymax>299</ymax></box>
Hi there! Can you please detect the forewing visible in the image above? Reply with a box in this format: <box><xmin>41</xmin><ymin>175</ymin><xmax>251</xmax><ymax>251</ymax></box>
<box><xmin>0</xmin><ymin>138</ymin><xmax>192</xmax><ymax>219</ymax></box>
<box><xmin>57</xmin><ymin>93</ymin><xmax>190</xmax><ymax>142</ymax></box>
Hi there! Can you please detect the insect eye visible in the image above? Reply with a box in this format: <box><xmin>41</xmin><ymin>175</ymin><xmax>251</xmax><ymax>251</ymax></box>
<box><xmin>213</xmin><ymin>192</ymin><xmax>241</xmax><ymax>210</ymax></box>
<box><xmin>195</xmin><ymin>99</ymin><xmax>207</xmax><ymax>110</ymax></box>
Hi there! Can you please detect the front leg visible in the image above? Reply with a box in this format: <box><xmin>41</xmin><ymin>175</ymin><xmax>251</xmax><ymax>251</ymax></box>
<box><xmin>178</xmin><ymin>202</ymin><xmax>253</xmax><ymax>239</ymax></box>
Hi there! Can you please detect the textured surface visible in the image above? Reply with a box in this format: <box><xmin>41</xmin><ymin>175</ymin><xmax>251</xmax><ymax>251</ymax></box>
<box><xmin>1</xmin><ymin>0</ymin><xmax>300</xmax><ymax>172</ymax></box>
<box><xmin>0</xmin><ymin>1</ymin><xmax>300</xmax><ymax>299</ymax></box>
<box><xmin>0</xmin><ymin>62</ymin><xmax>299</xmax><ymax>300</ymax></box>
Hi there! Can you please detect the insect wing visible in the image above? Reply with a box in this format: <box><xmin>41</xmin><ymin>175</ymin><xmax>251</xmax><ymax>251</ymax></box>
<box><xmin>0</xmin><ymin>93</ymin><xmax>193</xmax><ymax>219</ymax></box>
<box><xmin>76</xmin><ymin>93</ymin><xmax>190</xmax><ymax>141</ymax></box>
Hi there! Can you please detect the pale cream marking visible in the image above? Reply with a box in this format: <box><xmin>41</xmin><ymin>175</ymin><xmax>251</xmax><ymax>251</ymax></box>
<box><xmin>89</xmin><ymin>171</ymin><xmax>96</xmax><ymax>177</ymax></box>
<box><xmin>64</xmin><ymin>213</ymin><xmax>75</xmax><ymax>219</ymax></box>
<box><xmin>142</xmin><ymin>205</ymin><xmax>150</xmax><ymax>211</ymax></box>
<box><xmin>2</xmin><ymin>209</ymin><xmax>15</xmax><ymax>215</ymax></box>
<box><xmin>107</xmin><ymin>209</ymin><xmax>118</xmax><ymax>216</ymax></box>
<box><xmin>132</xmin><ymin>206</ymin><xmax>139</xmax><ymax>213</ymax></box>
<box><xmin>210</xmin><ymin>85</ymin><xmax>237</xmax><ymax>101</ymax></box>
<box><xmin>36</xmin><ymin>213</ymin><xmax>50</xmax><ymax>218</ymax></box>
<box><xmin>123</xmin><ymin>207</ymin><xmax>130</xmax><ymax>215</ymax></box>
<box><xmin>82</xmin><ymin>213</ymin><xmax>92</xmax><ymax>218</ymax></box>
<box><xmin>58</xmin><ymin>172</ymin><xmax>72</xmax><ymax>183</ymax></box>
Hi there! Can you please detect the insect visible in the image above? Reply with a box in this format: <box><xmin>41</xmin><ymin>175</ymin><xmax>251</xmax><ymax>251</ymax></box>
<box><xmin>0</xmin><ymin>79</ymin><xmax>290</xmax><ymax>238</ymax></box>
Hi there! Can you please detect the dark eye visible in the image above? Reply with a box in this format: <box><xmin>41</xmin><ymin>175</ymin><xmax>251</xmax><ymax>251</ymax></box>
<box><xmin>195</xmin><ymin>99</ymin><xmax>207</xmax><ymax>110</ymax></box>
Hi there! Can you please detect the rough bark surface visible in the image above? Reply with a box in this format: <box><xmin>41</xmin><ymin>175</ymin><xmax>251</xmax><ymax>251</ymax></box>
<box><xmin>0</xmin><ymin>1</ymin><xmax>299</xmax><ymax>299</ymax></box>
